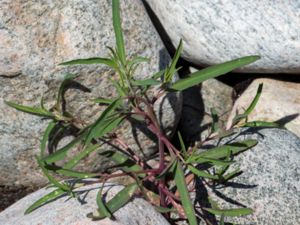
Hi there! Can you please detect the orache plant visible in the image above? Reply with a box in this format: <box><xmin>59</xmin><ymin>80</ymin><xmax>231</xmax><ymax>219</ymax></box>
<box><xmin>5</xmin><ymin>0</ymin><xmax>278</xmax><ymax>224</ymax></box>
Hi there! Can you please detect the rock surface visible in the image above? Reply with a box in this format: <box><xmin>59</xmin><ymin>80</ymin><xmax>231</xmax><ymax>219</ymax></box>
<box><xmin>0</xmin><ymin>182</ymin><xmax>170</xmax><ymax>225</ymax></box>
<box><xmin>145</xmin><ymin>0</ymin><xmax>300</xmax><ymax>73</ymax></box>
<box><xmin>178</xmin><ymin>68</ymin><xmax>233</xmax><ymax>144</ymax></box>
<box><xmin>227</xmin><ymin>78</ymin><xmax>300</xmax><ymax>137</ymax></box>
<box><xmin>196</xmin><ymin>128</ymin><xmax>300</xmax><ymax>225</ymax></box>
<box><xmin>0</xmin><ymin>0</ymin><xmax>181</xmax><ymax>187</ymax></box>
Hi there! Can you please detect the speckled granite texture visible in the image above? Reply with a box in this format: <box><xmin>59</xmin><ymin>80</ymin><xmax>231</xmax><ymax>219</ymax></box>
<box><xmin>0</xmin><ymin>182</ymin><xmax>170</xmax><ymax>225</ymax></box>
<box><xmin>196</xmin><ymin>128</ymin><xmax>300</xmax><ymax>225</ymax></box>
<box><xmin>0</xmin><ymin>0</ymin><xmax>181</xmax><ymax>187</ymax></box>
<box><xmin>145</xmin><ymin>0</ymin><xmax>300</xmax><ymax>73</ymax></box>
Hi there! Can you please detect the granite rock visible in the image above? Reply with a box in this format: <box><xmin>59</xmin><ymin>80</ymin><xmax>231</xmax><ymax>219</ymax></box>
<box><xmin>178</xmin><ymin>68</ymin><xmax>233</xmax><ymax>144</ymax></box>
<box><xmin>227</xmin><ymin>78</ymin><xmax>300</xmax><ymax>137</ymax></box>
<box><xmin>0</xmin><ymin>0</ymin><xmax>181</xmax><ymax>187</ymax></box>
<box><xmin>145</xmin><ymin>0</ymin><xmax>300</xmax><ymax>73</ymax></box>
<box><xmin>0</xmin><ymin>181</ymin><xmax>170</xmax><ymax>225</ymax></box>
<box><xmin>196</xmin><ymin>128</ymin><xmax>300</xmax><ymax>225</ymax></box>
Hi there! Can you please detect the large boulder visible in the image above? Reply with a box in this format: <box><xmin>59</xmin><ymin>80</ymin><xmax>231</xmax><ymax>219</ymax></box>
<box><xmin>0</xmin><ymin>0</ymin><xmax>181</xmax><ymax>187</ymax></box>
<box><xmin>0</xmin><ymin>181</ymin><xmax>170</xmax><ymax>225</ymax></box>
<box><xmin>196</xmin><ymin>128</ymin><xmax>300</xmax><ymax>225</ymax></box>
<box><xmin>227</xmin><ymin>78</ymin><xmax>300</xmax><ymax>137</ymax></box>
<box><xmin>145</xmin><ymin>0</ymin><xmax>300</xmax><ymax>73</ymax></box>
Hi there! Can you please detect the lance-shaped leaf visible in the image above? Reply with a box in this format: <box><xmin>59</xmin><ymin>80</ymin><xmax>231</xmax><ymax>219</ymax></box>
<box><xmin>59</xmin><ymin>57</ymin><xmax>116</xmax><ymax>68</ymax></box>
<box><xmin>43</xmin><ymin>163</ymin><xmax>98</xmax><ymax>179</ymax></box>
<box><xmin>5</xmin><ymin>101</ymin><xmax>54</xmax><ymax>118</ymax></box>
<box><xmin>95</xmin><ymin>184</ymin><xmax>112</xmax><ymax>219</ymax></box>
<box><xmin>232</xmin><ymin>83</ymin><xmax>263</xmax><ymax>125</ymax></box>
<box><xmin>112</xmin><ymin>0</ymin><xmax>126</xmax><ymax>65</ymax></box>
<box><xmin>84</xmin><ymin>99</ymin><xmax>121</xmax><ymax>145</ymax></box>
<box><xmin>174</xmin><ymin>161</ymin><xmax>197</xmax><ymax>225</ymax></box>
<box><xmin>25</xmin><ymin>188</ymin><xmax>65</xmax><ymax>214</ymax></box>
<box><xmin>87</xmin><ymin>183</ymin><xmax>138</xmax><ymax>220</ymax></box>
<box><xmin>211</xmin><ymin>108</ymin><xmax>219</xmax><ymax>133</ymax></box>
<box><xmin>40</xmin><ymin>121</ymin><xmax>56</xmax><ymax>158</ymax></box>
<box><xmin>241</xmin><ymin>121</ymin><xmax>280</xmax><ymax>128</ymax></box>
<box><xmin>63</xmin><ymin>144</ymin><xmax>101</xmax><ymax>170</ymax></box>
<box><xmin>188</xmin><ymin>165</ymin><xmax>218</xmax><ymax>180</ymax></box>
<box><xmin>203</xmin><ymin>207</ymin><xmax>253</xmax><ymax>217</ymax></box>
<box><xmin>132</xmin><ymin>78</ymin><xmax>160</xmax><ymax>87</ymax></box>
<box><xmin>178</xmin><ymin>131</ymin><xmax>187</xmax><ymax>159</ymax></box>
<box><xmin>100</xmin><ymin>150</ymin><xmax>143</xmax><ymax>176</ymax></box>
<box><xmin>155</xmin><ymin>206</ymin><xmax>176</xmax><ymax>213</ymax></box>
<box><xmin>164</xmin><ymin>39</ymin><xmax>183</xmax><ymax>82</ymax></box>
<box><xmin>36</xmin><ymin>156</ymin><xmax>70</xmax><ymax>191</ymax></box>
<box><xmin>170</xmin><ymin>56</ymin><xmax>260</xmax><ymax>91</ymax></box>
<box><xmin>187</xmin><ymin>140</ymin><xmax>257</xmax><ymax>163</ymax></box>
<box><xmin>43</xmin><ymin>128</ymin><xmax>89</xmax><ymax>163</ymax></box>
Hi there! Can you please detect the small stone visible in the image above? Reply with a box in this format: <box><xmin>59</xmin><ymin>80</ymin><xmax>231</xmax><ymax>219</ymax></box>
<box><xmin>227</xmin><ymin>78</ymin><xmax>300</xmax><ymax>137</ymax></box>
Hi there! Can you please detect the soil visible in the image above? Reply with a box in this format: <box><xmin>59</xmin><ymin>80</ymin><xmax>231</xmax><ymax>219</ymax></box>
<box><xmin>0</xmin><ymin>185</ymin><xmax>39</xmax><ymax>212</ymax></box>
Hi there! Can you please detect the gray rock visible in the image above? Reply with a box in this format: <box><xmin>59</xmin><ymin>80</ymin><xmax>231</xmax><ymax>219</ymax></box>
<box><xmin>145</xmin><ymin>0</ymin><xmax>300</xmax><ymax>73</ymax></box>
<box><xmin>195</xmin><ymin>128</ymin><xmax>300</xmax><ymax>225</ymax></box>
<box><xmin>0</xmin><ymin>0</ymin><xmax>181</xmax><ymax>187</ymax></box>
<box><xmin>0</xmin><ymin>181</ymin><xmax>170</xmax><ymax>225</ymax></box>
<box><xmin>178</xmin><ymin>68</ymin><xmax>233</xmax><ymax>144</ymax></box>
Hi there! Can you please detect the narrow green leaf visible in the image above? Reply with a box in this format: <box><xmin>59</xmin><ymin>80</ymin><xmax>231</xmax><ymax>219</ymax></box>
<box><xmin>241</xmin><ymin>121</ymin><xmax>280</xmax><ymax>128</ymax></box>
<box><xmin>5</xmin><ymin>101</ymin><xmax>54</xmax><ymax>118</ymax></box>
<box><xmin>174</xmin><ymin>161</ymin><xmax>197</xmax><ymax>225</ymax></box>
<box><xmin>152</xmin><ymin>69</ymin><xmax>165</xmax><ymax>79</ymax></box>
<box><xmin>25</xmin><ymin>188</ymin><xmax>65</xmax><ymax>214</ymax></box>
<box><xmin>178</xmin><ymin>131</ymin><xmax>187</xmax><ymax>158</ymax></box>
<box><xmin>36</xmin><ymin>156</ymin><xmax>70</xmax><ymax>191</ymax></box>
<box><xmin>155</xmin><ymin>206</ymin><xmax>176</xmax><ymax>213</ymax></box>
<box><xmin>197</xmin><ymin>157</ymin><xmax>234</xmax><ymax>167</ymax></box>
<box><xmin>85</xmin><ymin>99</ymin><xmax>121</xmax><ymax>145</ymax></box>
<box><xmin>187</xmin><ymin>140</ymin><xmax>257</xmax><ymax>164</ymax></box>
<box><xmin>55</xmin><ymin>73</ymin><xmax>77</xmax><ymax>110</ymax></box>
<box><xmin>232</xmin><ymin>83</ymin><xmax>263</xmax><ymax>125</ymax></box>
<box><xmin>40</xmin><ymin>121</ymin><xmax>56</xmax><ymax>158</ymax></box>
<box><xmin>86</xmin><ymin>115</ymin><xmax>124</xmax><ymax>146</ymax></box>
<box><xmin>112</xmin><ymin>0</ymin><xmax>126</xmax><ymax>65</ymax></box>
<box><xmin>222</xmin><ymin>168</ymin><xmax>242</xmax><ymax>182</ymax></box>
<box><xmin>243</xmin><ymin>83</ymin><xmax>263</xmax><ymax>116</ymax></box>
<box><xmin>110</xmin><ymin>79</ymin><xmax>127</xmax><ymax>97</ymax></box>
<box><xmin>127</xmin><ymin>56</ymin><xmax>149</xmax><ymax>67</ymax></box>
<box><xmin>59</xmin><ymin>57</ymin><xmax>116</xmax><ymax>68</ymax></box>
<box><xmin>170</xmin><ymin>56</ymin><xmax>260</xmax><ymax>91</ymax></box>
<box><xmin>156</xmin><ymin>158</ymin><xmax>177</xmax><ymax>179</ymax></box>
<box><xmin>188</xmin><ymin>165</ymin><xmax>218</xmax><ymax>180</ymax></box>
<box><xmin>64</xmin><ymin>144</ymin><xmax>100</xmax><ymax>170</ymax></box>
<box><xmin>100</xmin><ymin>151</ymin><xmax>143</xmax><ymax>176</ymax></box>
<box><xmin>87</xmin><ymin>183</ymin><xmax>138</xmax><ymax>220</ymax></box>
<box><xmin>203</xmin><ymin>207</ymin><xmax>253</xmax><ymax>217</ymax></box>
<box><xmin>96</xmin><ymin>185</ymin><xmax>112</xmax><ymax>219</ymax></box>
<box><xmin>132</xmin><ymin>78</ymin><xmax>160</xmax><ymax>86</ymax></box>
<box><xmin>43</xmin><ymin>128</ymin><xmax>89</xmax><ymax>163</ymax></box>
<box><xmin>165</xmin><ymin>39</ymin><xmax>183</xmax><ymax>82</ymax></box>
<box><xmin>211</xmin><ymin>108</ymin><xmax>219</xmax><ymax>133</ymax></box>
<box><xmin>43</xmin><ymin>163</ymin><xmax>97</xmax><ymax>179</ymax></box>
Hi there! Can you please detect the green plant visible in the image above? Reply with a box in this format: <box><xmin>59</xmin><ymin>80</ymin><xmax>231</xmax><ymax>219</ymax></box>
<box><xmin>5</xmin><ymin>0</ymin><xmax>279</xmax><ymax>224</ymax></box>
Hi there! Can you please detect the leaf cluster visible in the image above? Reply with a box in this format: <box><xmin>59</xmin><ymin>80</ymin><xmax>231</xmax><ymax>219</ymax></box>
<box><xmin>5</xmin><ymin>0</ymin><xmax>280</xmax><ymax>224</ymax></box>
